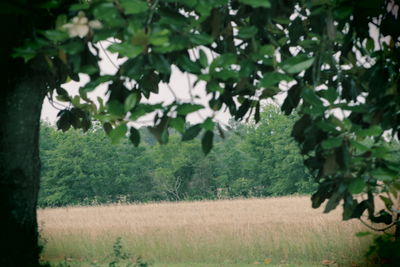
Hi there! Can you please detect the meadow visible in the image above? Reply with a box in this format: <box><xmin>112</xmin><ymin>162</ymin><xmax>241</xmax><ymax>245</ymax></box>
<box><xmin>38</xmin><ymin>196</ymin><xmax>373</xmax><ymax>267</ymax></box>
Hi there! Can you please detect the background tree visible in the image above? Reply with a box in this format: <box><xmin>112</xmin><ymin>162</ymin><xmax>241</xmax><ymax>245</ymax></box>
<box><xmin>39</xmin><ymin>106</ymin><xmax>315</xmax><ymax>206</ymax></box>
<box><xmin>240</xmin><ymin>105</ymin><xmax>315</xmax><ymax>196</ymax></box>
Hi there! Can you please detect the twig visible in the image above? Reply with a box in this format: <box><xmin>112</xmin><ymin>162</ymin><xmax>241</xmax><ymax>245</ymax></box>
<box><xmin>359</xmin><ymin>217</ymin><xmax>396</xmax><ymax>232</ymax></box>
<box><xmin>99</xmin><ymin>41</ymin><xmax>119</xmax><ymax>70</ymax></box>
<box><xmin>186</xmin><ymin>73</ymin><xmax>205</xmax><ymax>120</ymax></box>
<box><xmin>166</xmin><ymin>84</ymin><xmax>178</xmax><ymax>100</ymax></box>
<box><xmin>146</xmin><ymin>0</ymin><xmax>160</xmax><ymax>26</ymax></box>
<box><xmin>46</xmin><ymin>93</ymin><xmax>69</xmax><ymax>110</ymax></box>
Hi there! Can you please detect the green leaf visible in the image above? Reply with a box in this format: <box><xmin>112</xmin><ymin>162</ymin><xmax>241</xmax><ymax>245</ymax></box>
<box><xmin>69</xmin><ymin>3</ymin><xmax>90</xmax><ymax>11</ymax></box>
<box><xmin>189</xmin><ymin>33</ymin><xmax>213</xmax><ymax>45</ymax></box>
<box><xmin>93</xmin><ymin>29</ymin><xmax>118</xmax><ymax>42</ymax></box>
<box><xmin>350</xmin><ymin>140</ymin><xmax>370</xmax><ymax>153</ymax></box>
<box><xmin>370</xmin><ymin>210</ymin><xmax>393</xmax><ymax>224</ymax></box>
<box><xmin>129</xmin><ymin>127</ymin><xmax>141</xmax><ymax>147</ymax></box>
<box><xmin>182</xmin><ymin>124</ymin><xmax>202</xmax><ymax>141</ymax></box>
<box><xmin>380</xmin><ymin>195</ymin><xmax>393</xmax><ymax>210</ymax></box>
<box><xmin>149</xmin><ymin>54</ymin><xmax>171</xmax><ymax>74</ymax></box>
<box><xmin>81</xmin><ymin>75</ymin><xmax>114</xmax><ymax>93</ymax></box>
<box><xmin>371</xmin><ymin>146</ymin><xmax>390</xmax><ymax>159</ymax></box>
<box><xmin>149</xmin><ymin>32</ymin><xmax>169</xmax><ymax>46</ymax></box>
<box><xmin>324</xmin><ymin>191</ymin><xmax>342</xmax><ymax>213</ymax></box>
<box><xmin>235</xmin><ymin>99</ymin><xmax>252</xmax><ymax>120</ymax></box>
<box><xmin>239</xmin><ymin>0</ymin><xmax>271</xmax><ymax>8</ymax></box>
<box><xmin>206</xmin><ymin>82</ymin><xmax>224</xmax><ymax>93</ymax></box>
<box><xmin>139</xmin><ymin>72</ymin><xmax>160</xmax><ymax>94</ymax></box>
<box><xmin>169</xmin><ymin>117</ymin><xmax>185</xmax><ymax>133</ymax></box>
<box><xmin>123</xmin><ymin>56</ymin><xmax>146</xmax><ymax>80</ymax></box>
<box><xmin>259</xmin><ymin>45</ymin><xmax>275</xmax><ymax>56</ymax></box>
<box><xmin>280</xmin><ymin>55</ymin><xmax>315</xmax><ymax>74</ymax></box>
<box><xmin>160</xmin><ymin>129</ymin><xmax>169</xmax><ymax>144</ymax></box>
<box><xmin>12</xmin><ymin>43</ymin><xmax>41</xmax><ymax>62</ymax></box>
<box><xmin>239</xmin><ymin>60</ymin><xmax>254</xmax><ymax>77</ymax></box>
<box><xmin>334</xmin><ymin>6</ymin><xmax>353</xmax><ymax>20</ymax></box>
<box><xmin>93</xmin><ymin>3</ymin><xmax>124</xmax><ymax>27</ymax></box>
<box><xmin>177</xmin><ymin>55</ymin><xmax>202</xmax><ymax>74</ymax></box>
<box><xmin>338</xmin><ymin>104</ymin><xmax>368</xmax><ymax>113</ymax></box>
<box><xmin>124</xmin><ymin>93</ymin><xmax>138</xmax><ymax>112</ymax></box>
<box><xmin>103</xmin><ymin>122</ymin><xmax>113</xmax><ymax>135</ymax></box>
<box><xmin>79</xmin><ymin>65</ymin><xmax>98</xmax><ymax>75</ymax></box>
<box><xmin>311</xmin><ymin>183</ymin><xmax>333</xmax><ymax>209</ymax></box>
<box><xmin>323</xmin><ymin>154</ymin><xmax>339</xmax><ymax>176</ymax></box>
<box><xmin>202</xmin><ymin>118</ymin><xmax>214</xmax><ymax>131</ymax></box>
<box><xmin>316</xmin><ymin>121</ymin><xmax>340</xmax><ymax>133</ymax></box>
<box><xmin>371</xmin><ymin>168</ymin><xmax>396</xmax><ymax>182</ymax></box>
<box><xmin>366</xmin><ymin>38</ymin><xmax>375</xmax><ymax>52</ymax></box>
<box><xmin>198</xmin><ymin>49</ymin><xmax>208</xmax><ymax>68</ymax></box>
<box><xmin>177</xmin><ymin>103</ymin><xmax>204</xmax><ymax>115</ymax></box>
<box><xmin>350</xmin><ymin>200</ymin><xmax>369</xmax><ymax>218</ymax></box>
<box><xmin>322</xmin><ymin>88</ymin><xmax>338</xmax><ymax>103</ymax></box>
<box><xmin>55</xmin><ymin>14</ymin><xmax>67</xmax><ymax>30</ymax></box>
<box><xmin>282</xmin><ymin>84</ymin><xmax>301</xmax><ymax>115</ymax></box>
<box><xmin>107</xmin><ymin>100</ymin><xmax>125</xmax><ymax>117</ymax></box>
<box><xmin>202</xmin><ymin>131</ymin><xmax>214</xmax><ymax>155</ymax></box>
<box><xmin>238</xmin><ymin>26</ymin><xmax>258</xmax><ymax>39</ymax></box>
<box><xmin>258</xmin><ymin>72</ymin><xmax>293</xmax><ymax>88</ymax></box>
<box><xmin>108</xmin><ymin>43</ymin><xmax>144</xmax><ymax>58</ymax></box>
<box><xmin>336</xmin><ymin>142</ymin><xmax>350</xmax><ymax>171</ymax></box>
<box><xmin>302</xmin><ymin>88</ymin><xmax>324</xmax><ymax>107</ymax></box>
<box><xmin>120</xmin><ymin>0</ymin><xmax>148</xmax><ymax>14</ymax></box>
<box><xmin>56</xmin><ymin>110</ymin><xmax>72</xmax><ymax>132</ymax></box>
<box><xmin>288</xmin><ymin>17</ymin><xmax>305</xmax><ymax>43</ymax></box>
<box><xmin>348</xmin><ymin>178</ymin><xmax>365</xmax><ymax>194</ymax></box>
<box><xmin>356</xmin><ymin>125</ymin><xmax>383</xmax><ymax>137</ymax></box>
<box><xmin>35</xmin><ymin>0</ymin><xmax>60</xmax><ymax>9</ymax></box>
<box><xmin>109</xmin><ymin>124</ymin><xmax>128</xmax><ymax>144</ymax></box>
<box><xmin>43</xmin><ymin>30</ymin><xmax>69</xmax><ymax>42</ymax></box>
<box><xmin>61</xmin><ymin>39</ymin><xmax>85</xmax><ymax>55</ymax></box>
<box><xmin>210</xmin><ymin>53</ymin><xmax>237</xmax><ymax>71</ymax></box>
<box><xmin>321</xmin><ymin>137</ymin><xmax>342</xmax><ymax>149</ymax></box>
<box><xmin>254</xmin><ymin>101</ymin><xmax>260</xmax><ymax>122</ymax></box>
<box><xmin>214</xmin><ymin>69</ymin><xmax>239</xmax><ymax>80</ymax></box>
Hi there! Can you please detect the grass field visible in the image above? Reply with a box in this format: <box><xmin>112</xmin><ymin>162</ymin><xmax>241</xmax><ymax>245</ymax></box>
<box><xmin>38</xmin><ymin>196</ymin><xmax>373</xmax><ymax>267</ymax></box>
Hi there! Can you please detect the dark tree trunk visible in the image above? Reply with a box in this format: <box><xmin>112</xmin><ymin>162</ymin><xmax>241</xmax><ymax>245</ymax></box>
<box><xmin>396</xmin><ymin>214</ymin><xmax>400</xmax><ymax>240</ymax></box>
<box><xmin>0</xmin><ymin>60</ymin><xmax>49</xmax><ymax>267</ymax></box>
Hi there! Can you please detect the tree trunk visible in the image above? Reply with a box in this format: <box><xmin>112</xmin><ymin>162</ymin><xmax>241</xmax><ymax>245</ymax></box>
<box><xmin>0</xmin><ymin>60</ymin><xmax>49</xmax><ymax>267</ymax></box>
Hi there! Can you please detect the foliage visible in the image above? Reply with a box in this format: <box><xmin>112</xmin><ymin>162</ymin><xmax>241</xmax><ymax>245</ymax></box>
<box><xmin>109</xmin><ymin>237</ymin><xmax>149</xmax><ymax>267</ymax></box>
<box><xmin>39</xmin><ymin>122</ymin><xmax>158</xmax><ymax>206</ymax></box>
<box><xmin>11</xmin><ymin>0</ymin><xmax>400</xmax><ymax>261</ymax></box>
<box><xmin>108</xmin><ymin>237</ymin><xmax>150</xmax><ymax>267</ymax></box>
<box><xmin>39</xmin><ymin>106</ymin><xmax>314</xmax><ymax>206</ymax></box>
<box><xmin>365</xmin><ymin>232</ymin><xmax>400</xmax><ymax>267</ymax></box>
<box><xmin>239</xmin><ymin>105</ymin><xmax>315</xmax><ymax>196</ymax></box>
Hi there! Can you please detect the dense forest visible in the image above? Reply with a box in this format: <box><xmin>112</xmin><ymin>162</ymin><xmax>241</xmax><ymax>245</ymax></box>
<box><xmin>39</xmin><ymin>105</ymin><xmax>315</xmax><ymax>207</ymax></box>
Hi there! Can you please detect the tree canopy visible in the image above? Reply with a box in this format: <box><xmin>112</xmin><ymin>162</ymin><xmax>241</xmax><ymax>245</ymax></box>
<box><xmin>3</xmin><ymin>0</ymin><xmax>400</xmax><ymax>265</ymax></box>
<box><xmin>39</xmin><ymin>105</ymin><xmax>314</xmax><ymax>206</ymax></box>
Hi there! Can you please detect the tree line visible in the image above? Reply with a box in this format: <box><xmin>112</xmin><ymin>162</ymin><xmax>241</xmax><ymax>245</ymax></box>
<box><xmin>39</xmin><ymin>105</ymin><xmax>315</xmax><ymax>207</ymax></box>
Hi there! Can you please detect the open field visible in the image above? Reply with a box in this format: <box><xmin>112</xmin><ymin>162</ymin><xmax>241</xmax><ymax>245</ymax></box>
<box><xmin>38</xmin><ymin>196</ymin><xmax>373</xmax><ymax>266</ymax></box>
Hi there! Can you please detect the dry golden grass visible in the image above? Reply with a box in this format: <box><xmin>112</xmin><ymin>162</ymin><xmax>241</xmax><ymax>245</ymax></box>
<box><xmin>38</xmin><ymin>196</ymin><xmax>372</xmax><ymax>266</ymax></box>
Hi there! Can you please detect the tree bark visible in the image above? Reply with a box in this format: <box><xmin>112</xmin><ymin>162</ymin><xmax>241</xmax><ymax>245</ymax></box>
<box><xmin>0</xmin><ymin>60</ymin><xmax>49</xmax><ymax>267</ymax></box>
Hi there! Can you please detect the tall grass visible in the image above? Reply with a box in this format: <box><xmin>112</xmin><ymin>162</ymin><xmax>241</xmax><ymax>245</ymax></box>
<box><xmin>38</xmin><ymin>196</ymin><xmax>372</xmax><ymax>266</ymax></box>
